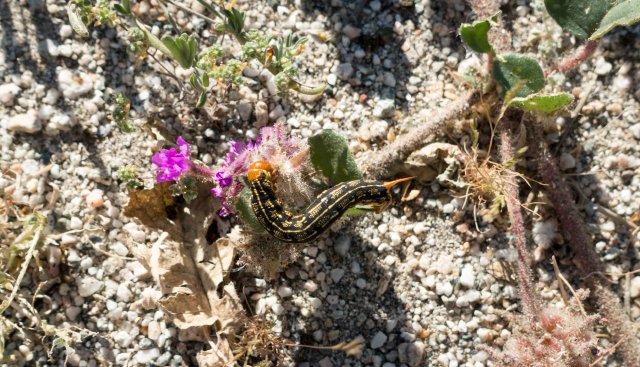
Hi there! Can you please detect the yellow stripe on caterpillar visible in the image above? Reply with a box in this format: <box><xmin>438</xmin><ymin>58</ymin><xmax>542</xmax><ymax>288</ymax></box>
<box><xmin>247</xmin><ymin>160</ymin><xmax>412</xmax><ymax>243</ymax></box>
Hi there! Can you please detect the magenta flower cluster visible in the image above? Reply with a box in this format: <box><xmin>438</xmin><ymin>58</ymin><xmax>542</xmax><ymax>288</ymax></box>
<box><xmin>151</xmin><ymin>136</ymin><xmax>192</xmax><ymax>182</ymax></box>
<box><xmin>212</xmin><ymin>123</ymin><xmax>304</xmax><ymax>216</ymax></box>
<box><xmin>151</xmin><ymin>124</ymin><xmax>305</xmax><ymax>217</ymax></box>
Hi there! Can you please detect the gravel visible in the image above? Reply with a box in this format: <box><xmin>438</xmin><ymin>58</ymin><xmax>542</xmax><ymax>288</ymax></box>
<box><xmin>1</xmin><ymin>0</ymin><xmax>639</xmax><ymax>366</ymax></box>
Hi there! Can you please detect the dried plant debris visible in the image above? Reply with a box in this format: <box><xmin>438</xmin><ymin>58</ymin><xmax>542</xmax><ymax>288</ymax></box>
<box><xmin>483</xmin><ymin>291</ymin><xmax>600</xmax><ymax>367</ymax></box>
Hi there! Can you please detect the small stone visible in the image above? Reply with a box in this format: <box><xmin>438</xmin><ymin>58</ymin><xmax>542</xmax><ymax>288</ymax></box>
<box><xmin>356</xmin><ymin>278</ymin><xmax>367</xmax><ymax>288</ymax></box>
<box><xmin>318</xmin><ymin>357</ymin><xmax>333</xmax><ymax>367</ymax></box>
<box><xmin>60</xmin><ymin>24</ymin><xmax>73</xmax><ymax>39</ymax></box>
<box><xmin>78</xmin><ymin>277</ymin><xmax>103</xmax><ymax>297</ymax></box>
<box><xmin>66</xmin><ymin>306</ymin><xmax>82</xmax><ymax>321</ymax></box>
<box><xmin>336</xmin><ymin>63</ymin><xmax>354</xmax><ymax>80</ymax></box>
<box><xmin>399</xmin><ymin>341</ymin><xmax>425</xmax><ymax>366</ymax></box>
<box><xmin>435</xmin><ymin>281</ymin><xmax>453</xmax><ymax>296</ymax></box>
<box><xmin>613</xmin><ymin>75</ymin><xmax>631</xmax><ymax>92</ymax></box>
<box><xmin>382</xmin><ymin>72</ymin><xmax>396</xmax><ymax>87</ymax></box>
<box><xmin>477</xmin><ymin>328</ymin><xmax>492</xmax><ymax>342</ymax></box>
<box><xmin>418</xmin><ymin>253</ymin><xmax>430</xmax><ymax>270</ymax></box>
<box><xmin>594</xmin><ymin>58</ymin><xmax>612</xmax><ymax>75</ymax></box>
<box><xmin>147</xmin><ymin>321</ymin><xmax>161</xmax><ymax>342</ymax></box>
<box><xmin>327</xmin><ymin>74</ymin><xmax>337</xmax><ymax>86</ymax></box>
<box><xmin>373</xmin><ymin>98</ymin><xmax>395</xmax><ymax>118</ymax></box>
<box><xmin>558</xmin><ymin>153</ymin><xmax>576</xmax><ymax>170</ymax></box>
<box><xmin>0</xmin><ymin>83</ymin><xmax>20</xmax><ymax>106</ymax></box>
<box><xmin>369</xmin><ymin>0</ymin><xmax>382</xmax><ymax>11</ymax></box>
<box><xmin>277</xmin><ymin>286</ymin><xmax>293</xmax><ymax>298</ymax></box>
<box><xmin>86</xmin><ymin>189</ymin><xmax>105</xmax><ymax>208</ymax></box>
<box><xmin>43</xmin><ymin>89</ymin><xmax>60</xmax><ymax>105</ymax></box>
<box><xmin>370</xmin><ymin>331</ymin><xmax>388</xmax><ymax>349</ymax></box>
<box><xmin>255</xmin><ymin>101</ymin><xmax>268</xmax><ymax>127</ymax></box>
<box><xmin>134</xmin><ymin>348</ymin><xmax>160</xmax><ymax>364</ymax></box>
<box><xmin>6</xmin><ymin>110</ymin><xmax>41</xmax><ymax>133</ymax></box>
<box><xmin>630</xmin><ymin>277</ymin><xmax>640</xmax><ymax>298</ymax></box>
<box><xmin>334</xmin><ymin>235</ymin><xmax>351</xmax><ymax>257</ymax></box>
<box><xmin>330</xmin><ymin>268</ymin><xmax>345</xmax><ymax>283</ymax></box>
<box><xmin>435</xmin><ymin>255</ymin><xmax>454</xmax><ymax>275</ymax></box>
<box><xmin>459</xmin><ymin>266</ymin><xmax>475</xmax><ymax>288</ymax></box>
<box><xmin>116</xmin><ymin>283</ymin><xmax>133</xmax><ymax>302</ymax></box>
<box><xmin>270</xmin><ymin>302</ymin><xmax>285</xmax><ymax>315</ymax></box>
<box><xmin>342</xmin><ymin>25</ymin><xmax>361</xmax><ymax>39</ymax></box>
<box><xmin>69</xmin><ymin>216</ymin><xmax>83</xmax><ymax>230</ymax></box>
<box><xmin>630</xmin><ymin>124</ymin><xmax>640</xmax><ymax>140</ymax></box>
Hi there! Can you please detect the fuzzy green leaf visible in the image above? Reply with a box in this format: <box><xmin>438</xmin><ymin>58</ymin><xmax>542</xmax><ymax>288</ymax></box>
<box><xmin>493</xmin><ymin>54</ymin><xmax>545</xmax><ymax>97</ymax></box>
<box><xmin>235</xmin><ymin>186</ymin><xmax>265</xmax><ymax>233</ymax></box>
<box><xmin>590</xmin><ymin>0</ymin><xmax>640</xmax><ymax>39</ymax></box>
<box><xmin>460</xmin><ymin>19</ymin><xmax>492</xmax><ymax>53</ymax></box>
<box><xmin>509</xmin><ymin>92</ymin><xmax>574</xmax><ymax>113</ymax></box>
<box><xmin>544</xmin><ymin>0</ymin><xmax>612</xmax><ymax>39</ymax></box>
<box><xmin>162</xmin><ymin>34</ymin><xmax>198</xmax><ymax>68</ymax></box>
<box><xmin>308</xmin><ymin>130</ymin><xmax>363</xmax><ymax>184</ymax></box>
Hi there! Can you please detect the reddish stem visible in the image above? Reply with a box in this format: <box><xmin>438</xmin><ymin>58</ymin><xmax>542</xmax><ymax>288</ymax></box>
<box><xmin>499</xmin><ymin>126</ymin><xmax>538</xmax><ymax>323</ymax></box>
<box><xmin>547</xmin><ymin>40</ymin><xmax>600</xmax><ymax>77</ymax></box>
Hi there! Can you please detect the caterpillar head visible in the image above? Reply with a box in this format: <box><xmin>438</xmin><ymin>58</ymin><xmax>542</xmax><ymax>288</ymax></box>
<box><xmin>248</xmin><ymin>160</ymin><xmax>274</xmax><ymax>182</ymax></box>
<box><xmin>373</xmin><ymin>176</ymin><xmax>414</xmax><ymax>213</ymax></box>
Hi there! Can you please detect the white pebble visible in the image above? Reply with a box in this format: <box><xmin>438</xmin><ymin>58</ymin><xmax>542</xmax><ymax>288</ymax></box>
<box><xmin>6</xmin><ymin>110</ymin><xmax>41</xmax><ymax>133</ymax></box>
<box><xmin>86</xmin><ymin>189</ymin><xmax>105</xmax><ymax>209</ymax></box>
<box><xmin>630</xmin><ymin>277</ymin><xmax>640</xmax><ymax>298</ymax></box>
<box><xmin>459</xmin><ymin>266</ymin><xmax>475</xmax><ymax>288</ymax></box>
<box><xmin>277</xmin><ymin>286</ymin><xmax>293</xmax><ymax>298</ymax></box>
<box><xmin>77</xmin><ymin>277</ymin><xmax>104</xmax><ymax>297</ymax></box>
<box><xmin>0</xmin><ymin>83</ymin><xmax>20</xmax><ymax>106</ymax></box>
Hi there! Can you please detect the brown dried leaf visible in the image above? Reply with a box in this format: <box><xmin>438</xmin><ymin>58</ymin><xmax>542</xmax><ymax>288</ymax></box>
<box><xmin>403</xmin><ymin>143</ymin><xmax>462</xmax><ymax>183</ymax></box>
<box><xmin>195</xmin><ymin>343</ymin><xmax>234</xmax><ymax>367</ymax></box>
<box><xmin>125</xmin><ymin>181</ymin><xmax>244</xmax><ymax>362</ymax></box>
<box><xmin>123</xmin><ymin>183</ymin><xmax>180</xmax><ymax>238</ymax></box>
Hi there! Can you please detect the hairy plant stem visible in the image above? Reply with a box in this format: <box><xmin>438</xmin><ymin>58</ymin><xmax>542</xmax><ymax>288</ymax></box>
<box><xmin>528</xmin><ymin>122</ymin><xmax>640</xmax><ymax>365</ymax></box>
<box><xmin>548</xmin><ymin>40</ymin><xmax>600</xmax><ymax>76</ymax></box>
<box><xmin>361</xmin><ymin>90</ymin><xmax>477</xmax><ymax>180</ymax></box>
<box><xmin>499</xmin><ymin>125</ymin><xmax>538</xmax><ymax>323</ymax></box>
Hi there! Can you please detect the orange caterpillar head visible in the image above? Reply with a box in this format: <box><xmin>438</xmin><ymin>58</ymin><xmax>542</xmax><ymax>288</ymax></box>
<box><xmin>247</xmin><ymin>160</ymin><xmax>274</xmax><ymax>182</ymax></box>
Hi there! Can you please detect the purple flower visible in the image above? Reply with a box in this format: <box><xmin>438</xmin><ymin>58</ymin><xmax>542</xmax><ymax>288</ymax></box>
<box><xmin>151</xmin><ymin>136</ymin><xmax>192</xmax><ymax>182</ymax></box>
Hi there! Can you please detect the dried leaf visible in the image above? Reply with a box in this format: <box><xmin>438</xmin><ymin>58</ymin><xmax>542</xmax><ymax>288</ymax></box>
<box><xmin>125</xmin><ymin>180</ymin><xmax>243</xmax><ymax>363</ymax></box>
<box><xmin>403</xmin><ymin>143</ymin><xmax>462</xmax><ymax>183</ymax></box>
<box><xmin>123</xmin><ymin>183</ymin><xmax>180</xmax><ymax>238</ymax></box>
<box><xmin>196</xmin><ymin>344</ymin><xmax>234</xmax><ymax>367</ymax></box>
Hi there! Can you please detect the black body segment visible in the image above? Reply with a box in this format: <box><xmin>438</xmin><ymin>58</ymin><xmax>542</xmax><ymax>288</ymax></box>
<box><xmin>250</xmin><ymin>176</ymin><xmax>391</xmax><ymax>243</ymax></box>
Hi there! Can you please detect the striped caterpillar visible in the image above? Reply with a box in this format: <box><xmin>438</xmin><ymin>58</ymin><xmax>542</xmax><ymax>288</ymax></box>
<box><xmin>247</xmin><ymin>160</ymin><xmax>412</xmax><ymax>243</ymax></box>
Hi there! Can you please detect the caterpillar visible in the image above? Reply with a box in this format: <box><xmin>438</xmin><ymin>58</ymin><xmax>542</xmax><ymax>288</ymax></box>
<box><xmin>247</xmin><ymin>160</ymin><xmax>412</xmax><ymax>243</ymax></box>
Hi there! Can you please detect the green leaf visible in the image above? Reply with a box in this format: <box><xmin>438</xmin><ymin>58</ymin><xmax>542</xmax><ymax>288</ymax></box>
<box><xmin>509</xmin><ymin>92</ymin><xmax>574</xmax><ymax>113</ymax></box>
<box><xmin>235</xmin><ymin>186</ymin><xmax>265</xmax><ymax>233</ymax></box>
<box><xmin>590</xmin><ymin>0</ymin><xmax>640</xmax><ymax>39</ymax></box>
<box><xmin>196</xmin><ymin>91</ymin><xmax>207</xmax><ymax>108</ymax></box>
<box><xmin>66</xmin><ymin>4</ymin><xmax>89</xmax><ymax>37</ymax></box>
<box><xmin>544</xmin><ymin>0</ymin><xmax>612</xmax><ymax>39</ymax></box>
<box><xmin>135</xmin><ymin>19</ymin><xmax>173</xmax><ymax>58</ymax></box>
<box><xmin>308</xmin><ymin>130</ymin><xmax>363</xmax><ymax>184</ymax></box>
<box><xmin>493</xmin><ymin>54</ymin><xmax>545</xmax><ymax>97</ymax></box>
<box><xmin>459</xmin><ymin>19</ymin><xmax>493</xmax><ymax>53</ymax></box>
<box><xmin>114</xmin><ymin>0</ymin><xmax>131</xmax><ymax>15</ymax></box>
<box><xmin>162</xmin><ymin>34</ymin><xmax>198</xmax><ymax>68</ymax></box>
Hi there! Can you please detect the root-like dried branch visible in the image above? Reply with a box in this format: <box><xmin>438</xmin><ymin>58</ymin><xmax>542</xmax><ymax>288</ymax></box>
<box><xmin>362</xmin><ymin>91</ymin><xmax>477</xmax><ymax>180</ymax></box>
